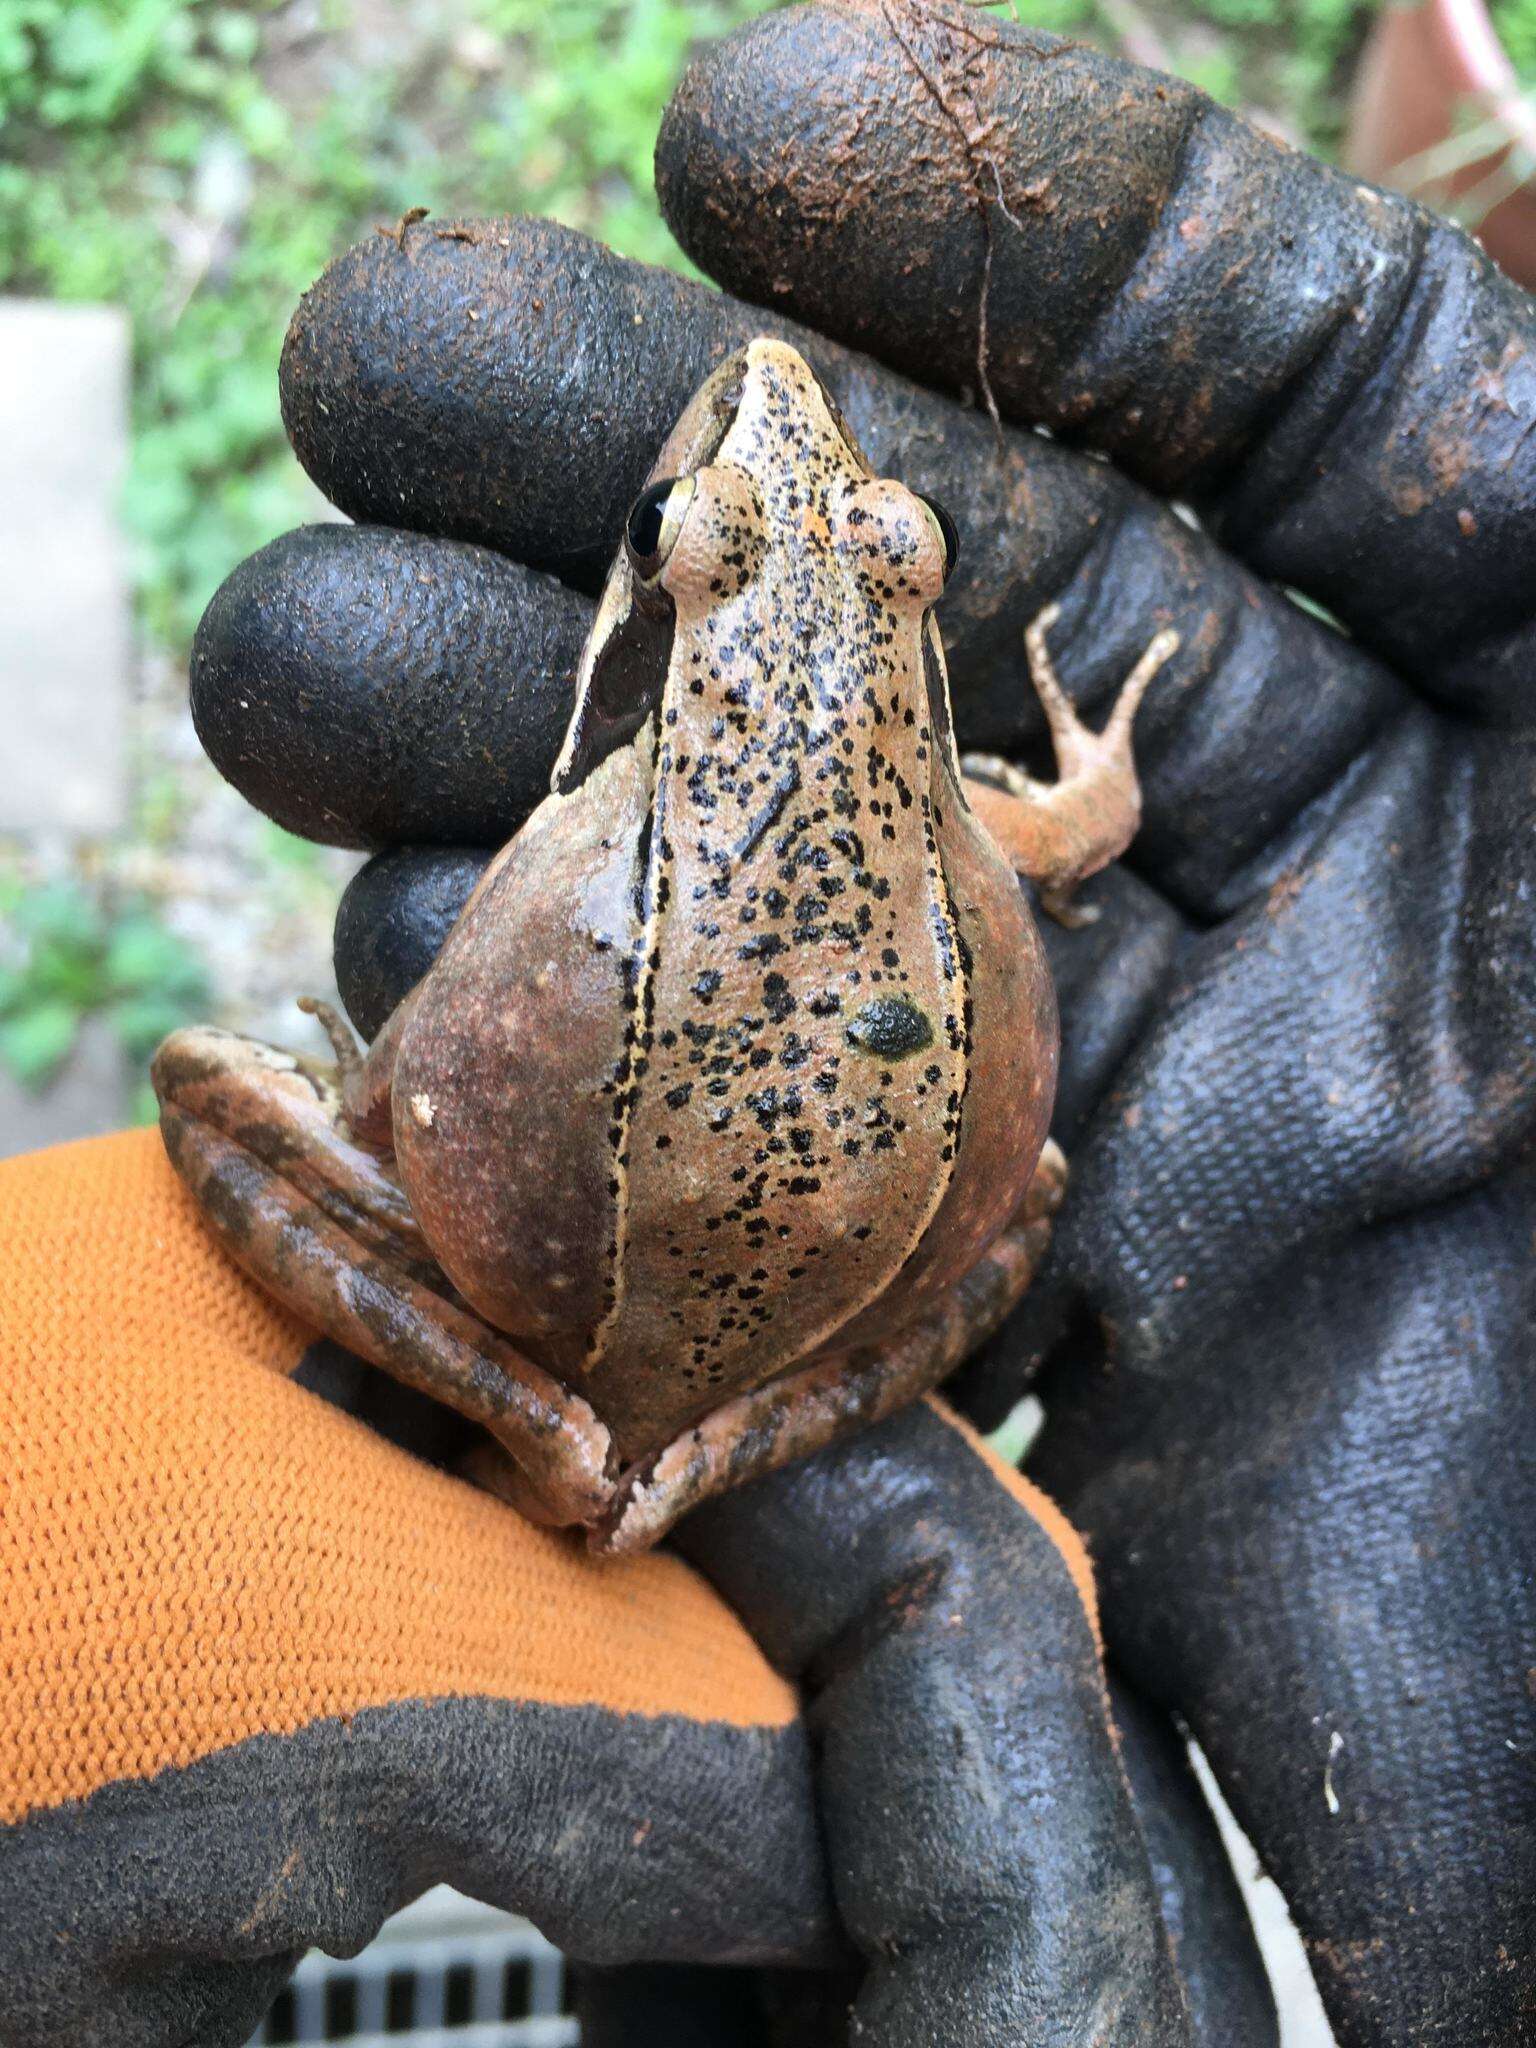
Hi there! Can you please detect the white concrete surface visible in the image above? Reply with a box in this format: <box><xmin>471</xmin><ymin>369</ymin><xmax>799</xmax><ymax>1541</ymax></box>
<box><xmin>0</xmin><ymin>299</ymin><xmax>130</xmax><ymax>835</ymax></box>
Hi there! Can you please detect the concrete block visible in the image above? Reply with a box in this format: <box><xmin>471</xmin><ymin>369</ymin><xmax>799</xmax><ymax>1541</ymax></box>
<box><xmin>0</xmin><ymin>300</ymin><xmax>130</xmax><ymax>836</ymax></box>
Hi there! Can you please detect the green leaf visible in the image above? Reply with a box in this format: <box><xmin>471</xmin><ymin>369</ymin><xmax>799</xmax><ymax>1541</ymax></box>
<box><xmin>102</xmin><ymin>912</ymin><xmax>201</xmax><ymax>997</ymax></box>
<box><xmin>106</xmin><ymin>990</ymin><xmax>193</xmax><ymax>1063</ymax></box>
<box><xmin>0</xmin><ymin>1000</ymin><xmax>81</xmax><ymax>1088</ymax></box>
<box><xmin>14</xmin><ymin>880</ymin><xmax>103</xmax><ymax>952</ymax></box>
<box><xmin>0</xmin><ymin>964</ymin><xmax>30</xmax><ymax>1017</ymax></box>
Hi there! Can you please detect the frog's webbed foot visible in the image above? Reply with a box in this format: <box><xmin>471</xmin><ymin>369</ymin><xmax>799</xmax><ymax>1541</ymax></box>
<box><xmin>592</xmin><ymin>1142</ymin><xmax>1068</xmax><ymax>1556</ymax></box>
<box><xmin>152</xmin><ymin>1022</ymin><xmax>615</xmax><ymax>1529</ymax></box>
<box><xmin>962</xmin><ymin>602</ymin><xmax>1178</xmax><ymax>926</ymax></box>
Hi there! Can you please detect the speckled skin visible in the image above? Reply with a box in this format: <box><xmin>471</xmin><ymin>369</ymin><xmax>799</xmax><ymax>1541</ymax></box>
<box><xmin>155</xmin><ymin>338</ymin><xmax>1153</xmax><ymax>1550</ymax></box>
<box><xmin>390</xmin><ymin>342</ymin><xmax>1049</xmax><ymax>1459</ymax></box>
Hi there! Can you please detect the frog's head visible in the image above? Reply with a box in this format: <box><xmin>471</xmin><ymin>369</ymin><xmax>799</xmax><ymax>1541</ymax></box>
<box><xmin>552</xmin><ymin>338</ymin><xmax>958</xmax><ymax>796</ymax></box>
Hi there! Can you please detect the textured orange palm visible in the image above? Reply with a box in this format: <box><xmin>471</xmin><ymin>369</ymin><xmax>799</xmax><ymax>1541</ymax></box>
<box><xmin>0</xmin><ymin>1131</ymin><xmax>798</xmax><ymax>1825</ymax></box>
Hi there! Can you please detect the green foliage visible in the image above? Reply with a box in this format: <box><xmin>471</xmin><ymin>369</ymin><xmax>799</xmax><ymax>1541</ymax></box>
<box><xmin>255</xmin><ymin>819</ymin><xmax>328</xmax><ymax>874</ymax></box>
<box><xmin>1280</xmin><ymin>0</ymin><xmax>1370</xmax><ymax>148</ymax></box>
<box><xmin>2</xmin><ymin>0</ymin><xmax>1371</xmax><ymax>678</ymax></box>
<box><xmin>1076</xmin><ymin>0</ymin><xmax>1363</xmax><ymax>147</ymax></box>
<box><xmin>468</xmin><ymin>0</ymin><xmax>772</xmax><ymax>264</ymax></box>
<box><xmin>1</xmin><ymin>0</ymin><xmax>774</xmax><ymax>660</ymax></box>
<box><xmin>1492</xmin><ymin>0</ymin><xmax>1536</xmax><ymax>81</ymax></box>
<box><xmin>0</xmin><ymin>871</ymin><xmax>209</xmax><ymax>1094</ymax></box>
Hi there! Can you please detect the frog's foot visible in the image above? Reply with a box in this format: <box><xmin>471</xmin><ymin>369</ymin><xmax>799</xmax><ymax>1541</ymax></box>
<box><xmin>594</xmin><ymin>1141</ymin><xmax>1068</xmax><ymax>1556</ymax></box>
<box><xmin>295</xmin><ymin>992</ymin><xmax>401</xmax><ymax>1151</ymax></box>
<box><xmin>152</xmin><ymin>1024</ymin><xmax>615</xmax><ymax>1529</ymax></box>
<box><xmin>296</xmin><ymin>993</ymin><xmax>365</xmax><ymax>1083</ymax></box>
<box><xmin>962</xmin><ymin>602</ymin><xmax>1179</xmax><ymax>927</ymax></box>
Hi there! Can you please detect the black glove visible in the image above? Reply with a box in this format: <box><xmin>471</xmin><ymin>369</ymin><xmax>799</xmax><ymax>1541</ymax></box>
<box><xmin>655</xmin><ymin>5</ymin><xmax>1536</xmax><ymax>2042</ymax></box>
<box><xmin>2</xmin><ymin>21</ymin><xmax>1309</xmax><ymax>2038</ymax></box>
<box><xmin>185</xmin><ymin>3</ymin><xmax>1535</xmax><ymax>2040</ymax></box>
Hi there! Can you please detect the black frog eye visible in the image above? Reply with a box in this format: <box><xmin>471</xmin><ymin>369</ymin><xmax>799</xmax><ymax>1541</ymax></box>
<box><xmin>916</xmin><ymin>494</ymin><xmax>960</xmax><ymax>583</ymax></box>
<box><xmin>625</xmin><ymin>476</ymin><xmax>696</xmax><ymax>584</ymax></box>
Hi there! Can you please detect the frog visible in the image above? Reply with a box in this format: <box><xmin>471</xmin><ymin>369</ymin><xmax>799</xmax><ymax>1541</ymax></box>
<box><xmin>153</xmin><ymin>338</ymin><xmax>1176</xmax><ymax>1554</ymax></box>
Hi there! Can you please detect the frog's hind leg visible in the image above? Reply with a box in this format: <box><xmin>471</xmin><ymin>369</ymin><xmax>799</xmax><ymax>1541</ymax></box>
<box><xmin>963</xmin><ymin>602</ymin><xmax>1178</xmax><ymax>927</ymax></box>
<box><xmin>595</xmin><ymin>1142</ymin><xmax>1067</xmax><ymax>1556</ymax></box>
<box><xmin>153</xmin><ymin>1020</ymin><xmax>614</xmax><ymax>1529</ymax></box>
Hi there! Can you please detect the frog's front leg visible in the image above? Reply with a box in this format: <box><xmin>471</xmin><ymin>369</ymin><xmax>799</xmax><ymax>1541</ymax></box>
<box><xmin>151</xmin><ymin>1015</ymin><xmax>615</xmax><ymax>1529</ymax></box>
<box><xmin>963</xmin><ymin>602</ymin><xmax>1179</xmax><ymax>927</ymax></box>
<box><xmin>591</xmin><ymin>1143</ymin><xmax>1068</xmax><ymax>1556</ymax></box>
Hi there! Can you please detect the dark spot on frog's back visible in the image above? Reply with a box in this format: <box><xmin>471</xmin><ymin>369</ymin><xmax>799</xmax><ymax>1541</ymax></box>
<box><xmin>845</xmin><ymin>995</ymin><xmax>934</xmax><ymax>1061</ymax></box>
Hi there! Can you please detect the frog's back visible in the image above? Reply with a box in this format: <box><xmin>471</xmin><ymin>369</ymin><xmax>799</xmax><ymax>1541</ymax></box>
<box><xmin>585</xmin><ymin>644</ymin><xmax>963</xmax><ymax>1436</ymax></box>
<box><xmin>581</xmin><ymin>343</ymin><xmax>1044</xmax><ymax>1452</ymax></box>
<box><xmin>394</xmin><ymin>339</ymin><xmax>1052</xmax><ymax>1462</ymax></box>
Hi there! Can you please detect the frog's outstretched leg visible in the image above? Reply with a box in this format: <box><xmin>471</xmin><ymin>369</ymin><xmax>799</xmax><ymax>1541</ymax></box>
<box><xmin>152</xmin><ymin>1023</ymin><xmax>615</xmax><ymax>1528</ymax></box>
<box><xmin>590</xmin><ymin>1142</ymin><xmax>1068</xmax><ymax>1556</ymax></box>
<box><xmin>963</xmin><ymin>603</ymin><xmax>1179</xmax><ymax>927</ymax></box>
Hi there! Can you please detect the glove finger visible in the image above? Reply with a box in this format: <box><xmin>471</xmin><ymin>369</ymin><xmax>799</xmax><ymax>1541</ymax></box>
<box><xmin>1109</xmin><ymin>1678</ymin><xmax>1279</xmax><ymax>2048</ymax></box>
<box><xmin>190</xmin><ymin>522</ymin><xmax>583</xmax><ymax>851</ymax></box>
<box><xmin>0</xmin><ymin>1133</ymin><xmax>839</xmax><ymax>2048</ymax></box>
<box><xmin>658</xmin><ymin>0</ymin><xmax>1536</xmax><ymax>717</ymax></box>
<box><xmin>268</xmin><ymin>217</ymin><xmax>1410</xmax><ymax>920</ymax></box>
<box><xmin>571</xmin><ymin>1478</ymin><xmax>1281</xmax><ymax>2047</ymax></box>
<box><xmin>676</xmin><ymin>1397</ymin><xmax>1193</xmax><ymax>2047</ymax></box>
<box><xmin>1031</xmin><ymin>1176</ymin><xmax>1536</xmax><ymax>2044</ymax></box>
<box><xmin>333</xmin><ymin>845</ymin><xmax>493</xmax><ymax>1040</ymax></box>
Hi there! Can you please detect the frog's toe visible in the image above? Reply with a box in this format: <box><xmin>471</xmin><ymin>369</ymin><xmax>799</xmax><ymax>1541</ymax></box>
<box><xmin>152</xmin><ymin>1022</ymin><xmax>343</xmax><ymax>1122</ymax></box>
<box><xmin>962</xmin><ymin>612</ymin><xmax>1179</xmax><ymax>921</ymax></box>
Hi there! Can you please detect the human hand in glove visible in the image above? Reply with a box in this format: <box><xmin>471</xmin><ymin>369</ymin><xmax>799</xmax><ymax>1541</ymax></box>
<box><xmin>649</xmin><ymin>5</ymin><xmax>1536</xmax><ymax>2042</ymax></box>
<box><xmin>2</xmin><ymin>1130</ymin><xmax>1249</xmax><ymax>2047</ymax></box>
<box><xmin>0</xmin><ymin>133</ymin><xmax>1258</xmax><ymax>2041</ymax></box>
<box><xmin>197</xmin><ymin>0</ymin><xmax>1533</xmax><ymax>2037</ymax></box>
<box><xmin>15</xmin><ymin>0</ymin><xmax>1531</xmax><ymax>2040</ymax></box>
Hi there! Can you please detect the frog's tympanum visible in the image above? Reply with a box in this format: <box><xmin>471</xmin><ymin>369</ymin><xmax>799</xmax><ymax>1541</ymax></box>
<box><xmin>155</xmin><ymin>340</ymin><xmax>1175</xmax><ymax>1552</ymax></box>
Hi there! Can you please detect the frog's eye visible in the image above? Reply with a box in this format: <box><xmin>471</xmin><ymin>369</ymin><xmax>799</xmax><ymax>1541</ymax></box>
<box><xmin>915</xmin><ymin>494</ymin><xmax>960</xmax><ymax>584</ymax></box>
<box><xmin>625</xmin><ymin>476</ymin><xmax>697</xmax><ymax>585</ymax></box>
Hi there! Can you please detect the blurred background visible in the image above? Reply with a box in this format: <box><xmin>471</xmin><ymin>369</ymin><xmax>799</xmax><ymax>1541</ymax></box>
<box><xmin>0</xmin><ymin>2</ymin><xmax>1531</xmax><ymax>2041</ymax></box>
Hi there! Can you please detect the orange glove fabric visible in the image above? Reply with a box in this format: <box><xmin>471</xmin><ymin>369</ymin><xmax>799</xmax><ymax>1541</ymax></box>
<box><xmin>1</xmin><ymin>1134</ymin><xmax>1265</xmax><ymax>2047</ymax></box>
<box><xmin>2</xmin><ymin>1128</ymin><xmax>797</xmax><ymax>1809</ymax></box>
<box><xmin>0</xmin><ymin>1131</ymin><xmax>832</xmax><ymax>2047</ymax></box>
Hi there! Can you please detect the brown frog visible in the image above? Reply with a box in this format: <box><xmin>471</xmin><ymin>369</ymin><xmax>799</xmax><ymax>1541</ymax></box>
<box><xmin>153</xmin><ymin>339</ymin><xmax>1176</xmax><ymax>1553</ymax></box>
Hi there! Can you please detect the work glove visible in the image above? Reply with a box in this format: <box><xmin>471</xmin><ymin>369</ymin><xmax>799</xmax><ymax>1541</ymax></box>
<box><xmin>2</xmin><ymin>1125</ymin><xmax>1266</xmax><ymax>2046</ymax></box>
<box><xmin>188</xmin><ymin>2</ymin><xmax>1534</xmax><ymax>2042</ymax></box>
<box><xmin>654</xmin><ymin>6</ymin><xmax>1536</xmax><ymax>2043</ymax></box>
<box><xmin>9</xmin><ymin>15</ymin><xmax>1321</xmax><ymax>2046</ymax></box>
